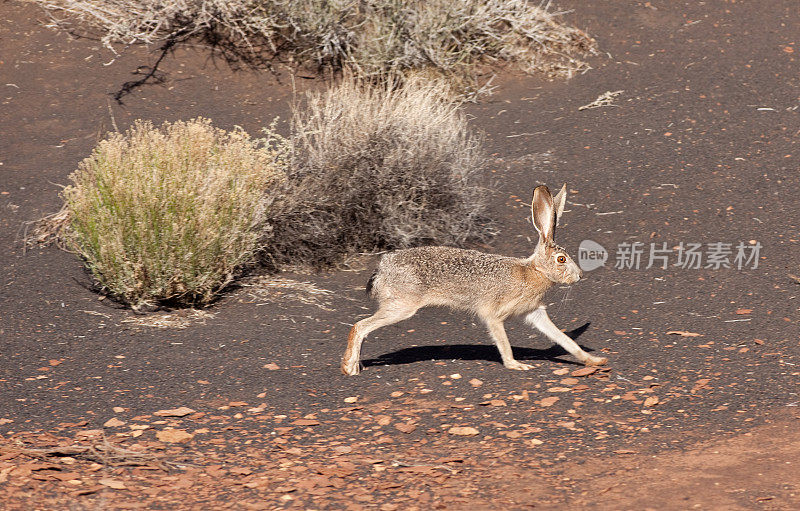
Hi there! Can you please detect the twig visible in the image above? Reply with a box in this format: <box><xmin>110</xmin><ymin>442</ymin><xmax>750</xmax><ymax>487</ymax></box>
<box><xmin>578</xmin><ymin>90</ymin><xmax>624</xmax><ymax>110</ymax></box>
<box><xmin>506</xmin><ymin>131</ymin><xmax>548</xmax><ymax>138</ymax></box>
<box><xmin>599</xmin><ymin>482</ymin><xmax>621</xmax><ymax>494</ymax></box>
<box><xmin>112</xmin><ymin>32</ymin><xmax>185</xmax><ymax>103</ymax></box>
<box><xmin>391</xmin><ymin>459</ymin><xmax>459</xmax><ymax>474</ymax></box>
<box><xmin>106</xmin><ymin>98</ymin><xmax>119</xmax><ymax>132</ymax></box>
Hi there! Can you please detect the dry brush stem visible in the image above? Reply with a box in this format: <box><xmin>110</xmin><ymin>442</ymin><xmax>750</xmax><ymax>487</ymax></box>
<box><xmin>27</xmin><ymin>207</ymin><xmax>71</xmax><ymax>249</ymax></box>
<box><xmin>0</xmin><ymin>437</ymin><xmax>176</xmax><ymax>470</ymax></box>
<box><xmin>578</xmin><ymin>90</ymin><xmax>624</xmax><ymax>110</ymax></box>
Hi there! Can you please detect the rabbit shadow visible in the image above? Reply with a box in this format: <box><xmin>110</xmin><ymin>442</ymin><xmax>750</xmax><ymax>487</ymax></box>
<box><xmin>363</xmin><ymin>322</ymin><xmax>594</xmax><ymax>368</ymax></box>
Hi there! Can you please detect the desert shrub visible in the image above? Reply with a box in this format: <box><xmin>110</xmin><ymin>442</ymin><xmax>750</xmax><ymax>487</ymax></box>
<box><xmin>60</xmin><ymin>118</ymin><xmax>288</xmax><ymax>308</ymax></box>
<box><xmin>261</xmin><ymin>76</ymin><xmax>491</xmax><ymax>268</ymax></box>
<box><xmin>37</xmin><ymin>80</ymin><xmax>492</xmax><ymax>302</ymax></box>
<box><xmin>36</xmin><ymin>0</ymin><xmax>597</xmax><ymax>89</ymax></box>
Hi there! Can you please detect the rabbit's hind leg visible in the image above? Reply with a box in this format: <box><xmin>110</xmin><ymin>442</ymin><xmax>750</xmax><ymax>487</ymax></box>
<box><xmin>341</xmin><ymin>304</ymin><xmax>419</xmax><ymax>375</ymax></box>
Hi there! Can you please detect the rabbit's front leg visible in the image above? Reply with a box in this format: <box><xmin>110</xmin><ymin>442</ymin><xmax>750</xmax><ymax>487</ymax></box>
<box><xmin>483</xmin><ymin>317</ymin><xmax>535</xmax><ymax>370</ymax></box>
<box><xmin>525</xmin><ymin>306</ymin><xmax>607</xmax><ymax>366</ymax></box>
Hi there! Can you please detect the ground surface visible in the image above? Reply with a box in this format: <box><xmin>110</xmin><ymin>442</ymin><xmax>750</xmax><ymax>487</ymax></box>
<box><xmin>1</xmin><ymin>0</ymin><xmax>799</xmax><ymax>509</ymax></box>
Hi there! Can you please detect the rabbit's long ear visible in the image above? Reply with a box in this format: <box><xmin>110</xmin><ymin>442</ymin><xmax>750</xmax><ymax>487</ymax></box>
<box><xmin>553</xmin><ymin>183</ymin><xmax>567</xmax><ymax>226</ymax></box>
<box><xmin>532</xmin><ymin>185</ymin><xmax>556</xmax><ymax>243</ymax></box>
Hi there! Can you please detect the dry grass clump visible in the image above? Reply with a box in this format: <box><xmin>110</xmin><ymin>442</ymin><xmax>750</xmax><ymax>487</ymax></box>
<box><xmin>36</xmin><ymin>0</ymin><xmax>597</xmax><ymax>88</ymax></box>
<box><xmin>120</xmin><ymin>309</ymin><xmax>216</xmax><ymax>329</ymax></box>
<box><xmin>59</xmin><ymin>118</ymin><xmax>287</xmax><ymax>308</ymax></box>
<box><xmin>238</xmin><ymin>276</ymin><xmax>335</xmax><ymax>311</ymax></box>
<box><xmin>262</xmin><ymin>77</ymin><xmax>491</xmax><ymax>268</ymax></box>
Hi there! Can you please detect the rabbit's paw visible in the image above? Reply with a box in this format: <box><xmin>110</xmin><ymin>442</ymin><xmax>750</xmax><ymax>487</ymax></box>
<box><xmin>504</xmin><ymin>360</ymin><xmax>535</xmax><ymax>371</ymax></box>
<box><xmin>341</xmin><ymin>361</ymin><xmax>361</xmax><ymax>375</ymax></box>
<box><xmin>583</xmin><ymin>355</ymin><xmax>608</xmax><ymax>366</ymax></box>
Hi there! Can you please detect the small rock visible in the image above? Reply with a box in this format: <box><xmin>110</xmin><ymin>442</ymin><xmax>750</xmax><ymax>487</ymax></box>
<box><xmin>448</xmin><ymin>426</ymin><xmax>479</xmax><ymax>436</ymax></box>
<box><xmin>103</xmin><ymin>418</ymin><xmax>125</xmax><ymax>428</ymax></box>
<box><xmin>571</xmin><ymin>366</ymin><xmax>598</xmax><ymax>377</ymax></box>
<box><xmin>156</xmin><ymin>429</ymin><xmax>194</xmax><ymax>443</ymax></box>
<box><xmin>395</xmin><ymin>423</ymin><xmax>417</xmax><ymax>434</ymax></box>
<box><xmin>291</xmin><ymin>419</ymin><xmax>320</xmax><ymax>426</ymax></box>
<box><xmin>98</xmin><ymin>479</ymin><xmax>126</xmax><ymax>490</ymax></box>
<box><xmin>153</xmin><ymin>407</ymin><xmax>195</xmax><ymax>417</ymax></box>
<box><xmin>666</xmin><ymin>330</ymin><xmax>701</xmax><ymax>337</ymax></box>
<box><xmin>75</xmin><ymin>430</ymin><xmax>103</xmax><ymax>438</ymax></box>
<box><xmin>468</xmin><ymin>378</ymin><xmax>483</xmax><ymax>387</ymax></box>
<box><xmin>539</xmin><ymin>396</ymin><xmax>559</xmax><ymax>407</ymax></box>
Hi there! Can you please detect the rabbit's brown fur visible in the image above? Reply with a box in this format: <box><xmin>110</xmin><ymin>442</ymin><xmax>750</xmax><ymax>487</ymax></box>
<box><xmin>341</xmin><ymin>185</ymin><xmax>607</xmax><ymax>375</ymax></box>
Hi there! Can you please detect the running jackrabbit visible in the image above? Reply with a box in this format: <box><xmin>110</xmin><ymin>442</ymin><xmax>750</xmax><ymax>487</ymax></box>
<box><xmin>341</xmin><ymin>184</ymin><xmax>607</xmax><ymax>375</ymax></box>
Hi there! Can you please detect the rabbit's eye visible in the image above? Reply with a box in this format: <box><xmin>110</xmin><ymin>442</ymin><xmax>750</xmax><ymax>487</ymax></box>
<box><xmin>556</xmin><ymin>255</ymin><xmax>567</xmax><ymax>264</ymax></box>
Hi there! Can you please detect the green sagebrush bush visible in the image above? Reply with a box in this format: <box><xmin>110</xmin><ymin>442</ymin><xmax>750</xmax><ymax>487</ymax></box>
<box><xmin>61</xmin><ymin>118</ymin><xmax>288</xmax><ymax>308</ymax></box>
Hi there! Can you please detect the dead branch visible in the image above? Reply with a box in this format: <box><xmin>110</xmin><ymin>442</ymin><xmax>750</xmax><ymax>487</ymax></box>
<box><xmin>0</xmin><ymin>437</ymin><xmax>178</xmax><ymax>470</ymax></box>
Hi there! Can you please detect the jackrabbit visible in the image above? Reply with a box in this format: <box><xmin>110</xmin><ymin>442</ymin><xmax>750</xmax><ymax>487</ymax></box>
<box><xmin>341</xmin><ymin>184</ymin><xmax>607</xmax><ymax>375</ymax></box>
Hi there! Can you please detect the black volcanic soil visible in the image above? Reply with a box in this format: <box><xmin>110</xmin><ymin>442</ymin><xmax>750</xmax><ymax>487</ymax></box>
<box><xmin>1</xmin><ymin>1</ymin><xmax>798</xmax><ymax>509</ymax></box>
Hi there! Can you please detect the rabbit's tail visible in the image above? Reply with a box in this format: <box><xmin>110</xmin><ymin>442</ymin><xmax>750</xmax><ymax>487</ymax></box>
<box><xmin>365</xmin><ymin>270</ymin><xmax>378</xmax><ymax>298</ymax></box>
